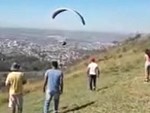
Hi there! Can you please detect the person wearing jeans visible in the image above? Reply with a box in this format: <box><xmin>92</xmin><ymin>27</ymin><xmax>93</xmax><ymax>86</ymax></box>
<box><xmin>43</xmin><ymin>61</ymin><xmax>63</xmax><ymax>113</ymax></box>
<box><xmin>89</xmin><ymin>75</ymin><xmax>97</xmax><ymax>90</ymax></box>
<box><xmin>87</xmin><ymin>58</ymin><xmax>100</xmax><ymax>91</ymax></box>
<box><xmin>44</xmin><ymin>91</ymin><xmax>60</xmax><ymax>113</ymax></box>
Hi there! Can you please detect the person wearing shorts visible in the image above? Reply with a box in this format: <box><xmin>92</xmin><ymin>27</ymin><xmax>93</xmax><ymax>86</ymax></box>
<box><xmin>5</xmin><ymin>63</ymin><xmax>26</xmax><ymax>113</ymax></box>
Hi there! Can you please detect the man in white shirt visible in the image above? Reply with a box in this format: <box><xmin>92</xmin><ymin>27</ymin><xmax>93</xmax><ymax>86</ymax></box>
<box><xmin>87</xmin><ymin>58</ymin><xmax>100</xmax><ymax>91</ymax></box>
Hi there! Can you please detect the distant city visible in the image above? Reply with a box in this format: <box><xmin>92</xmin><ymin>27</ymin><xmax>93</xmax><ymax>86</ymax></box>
<box><xmin>0</xmin><ymin>28</ymin><xmax>129</xmax><ymax>65</ymax></box>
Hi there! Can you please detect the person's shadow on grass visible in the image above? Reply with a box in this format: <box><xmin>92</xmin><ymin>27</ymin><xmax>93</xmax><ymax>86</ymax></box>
<box><xmin>60</xmin><ymin>101</ymin><xmax>95</xmax><ymax>113</ymax></box>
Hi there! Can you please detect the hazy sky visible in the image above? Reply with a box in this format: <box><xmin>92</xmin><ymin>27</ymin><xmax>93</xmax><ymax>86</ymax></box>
<box><xmin>0</xmin><ymin>0</ymin><xmax>150</xmax><ymax>33</ymax></box>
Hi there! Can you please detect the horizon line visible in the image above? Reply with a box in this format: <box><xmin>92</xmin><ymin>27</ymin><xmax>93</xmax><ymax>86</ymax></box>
<box><xmin>0</xmin><ymin>26</ymin><xmax>136</xmax><ymax>35</ymax></box>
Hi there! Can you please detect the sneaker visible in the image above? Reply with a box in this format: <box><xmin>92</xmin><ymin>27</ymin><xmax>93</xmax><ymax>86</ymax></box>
<box><xmin>144</xmin><ymin>79</ymin><xmax>149</xmax><ymax>82</ymax></box>
<box><xmin>93</xmin><ymin>87</ymin><xmax>96</xmax><ymax>91</ymax></box>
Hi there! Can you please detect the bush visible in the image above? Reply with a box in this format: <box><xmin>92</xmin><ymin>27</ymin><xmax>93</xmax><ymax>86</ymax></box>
<box><xmin>0</xmin><ymin>55</ymin><xmax>51</xmax><ymax>72</ymax></box>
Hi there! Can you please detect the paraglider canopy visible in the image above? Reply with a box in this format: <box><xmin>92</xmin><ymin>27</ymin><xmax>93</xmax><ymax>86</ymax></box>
<box><xmin>52</xmin><ymin>8</ymin><xmax>86</xmax><ymax>25</ymax></box>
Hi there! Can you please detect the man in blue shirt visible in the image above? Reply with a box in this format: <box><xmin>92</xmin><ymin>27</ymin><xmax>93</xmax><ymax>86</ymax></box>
<box><xmin>43</xmin><ymin>61</ymin><xmax>63</xmax><ymax>113</ymax></box>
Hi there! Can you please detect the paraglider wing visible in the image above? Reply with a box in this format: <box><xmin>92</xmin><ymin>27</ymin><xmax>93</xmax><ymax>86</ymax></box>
<box><xmin>52</xmin><ymin>8</ymin><xmax>67</xmax><ymax>19</ymax></box>
<box><xmin>73</xmin><ymin>10</ymin><xmax>85</xmax><ymax>25</ymax></box>
<box><xmin>52</xmin><ymin>8</ymin><xmax>85</xmax><ymax>25</ymax></box>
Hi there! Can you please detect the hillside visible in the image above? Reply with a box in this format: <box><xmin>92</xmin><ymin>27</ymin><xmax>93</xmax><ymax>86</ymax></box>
<box><xmin>0</xmin><ymin>35</ymin><xmax>150</xmax><ymax>113</ymax></box>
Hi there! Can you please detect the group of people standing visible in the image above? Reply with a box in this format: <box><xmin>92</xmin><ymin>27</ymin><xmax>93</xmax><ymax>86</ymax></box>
<box><xmin>5</xmin><ymin>58</ymin><xmax>100</xmax><ymax>113</ymax></box>
<box><xmin>5</xmin><ymin>48</ymin><xmax>150</xmax><ymax>113</ymax></box>
<box><xmin>5</xmin><ymin>49</ymin><xmax>150</xmax><ymax>113</ymax></box>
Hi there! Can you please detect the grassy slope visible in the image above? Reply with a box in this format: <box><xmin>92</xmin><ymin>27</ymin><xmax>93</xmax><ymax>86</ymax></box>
<box><xmin>1</xmin><ymin>36</ymin><xmax>150</xmax><ymax>113</ymax></box>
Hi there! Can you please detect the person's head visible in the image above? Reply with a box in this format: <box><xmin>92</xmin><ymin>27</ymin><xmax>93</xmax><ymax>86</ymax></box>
<box><xmin>51</xmin><ymin>61</ymin><xmax>58</xmax><ymax>69</ymax></box>
<box><xmin>145</xmin><ymin>49</ymin><xmax>150</xmax><ymax>58</ymax></box>
<box><xmin>10</xmin><ymin>62</ymin><xmax>21</xmax><ymax>71</ymax></box>
<box><xmin>91</xmin><ymin>58</ymin><xmax>96</xmax><ymax>62</ymax></box>
<box><xmin>145</xmin><ymin>49</ymin><xmax>150</xmax><ymax>55</ymax></box>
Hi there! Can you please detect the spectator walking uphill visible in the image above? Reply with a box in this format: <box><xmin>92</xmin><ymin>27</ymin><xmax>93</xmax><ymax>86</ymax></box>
<box><xmin>5</xmin><ymin>62</ymin><xmax>27</xmax><ymax>113</ymax></box>
<box><xmin>43</xmin><ymin>61</ymin><xmax>64</xmax><ymax>113</ymax></box>
<box><xmin>87</xmin><ymin>58</ymin><xmax>100</xmax><ymax>91</ymax></box>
